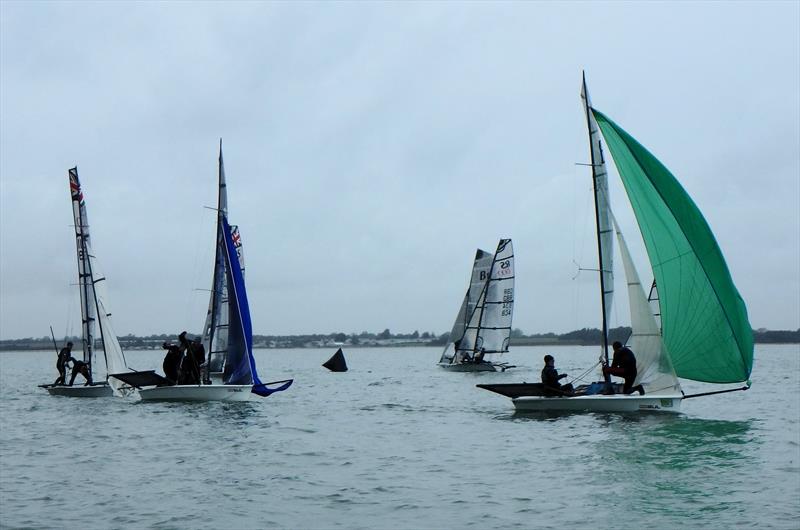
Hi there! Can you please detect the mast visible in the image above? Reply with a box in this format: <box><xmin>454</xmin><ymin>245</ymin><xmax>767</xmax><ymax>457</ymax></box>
<box><xmin>69</xmin><ymin>168</ymin><xmax>130</xmax><ymax>390</ymax></box>
<box><xmin>204</xmin><ymin>139</ymin><xmax>226</xmax><ymax>381</ymax></box>
<box><xmin>581</xmin><ymin>72</ymin><xmax>613</xmax><ymax>371</ymax></box>
<box><xmin>70</xmin><ymin>168</ymin><xmax>95</xmax><ymax>379</ymax></box>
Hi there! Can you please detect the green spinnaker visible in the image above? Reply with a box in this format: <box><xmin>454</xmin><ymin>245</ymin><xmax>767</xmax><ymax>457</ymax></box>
<box><xmin>592</xmin><ymin>109</ymin><xmax>753</xmax><ymax>383</ymax></box>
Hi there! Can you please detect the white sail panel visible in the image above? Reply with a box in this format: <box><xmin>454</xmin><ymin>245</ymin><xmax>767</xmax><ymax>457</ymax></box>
<box><xmin>68</xmin><ymin>168</ymin><xmax>129</xmax><ymax>394</ymax></box>
<box><xmin>94</xmin><ymin>294</ymin><xmax>129</xmax><ymax>395</ymax></box>
<box><xmin>611</xmin><ymin>215</ymin><xmax>680</xmax><ymax>395</ymax></box>
<box><xmin>477</xmin><ymin>239</ymin><xmax>514</xmax><ymax>353</ymax></box>
<box><xmin>202</xmin><ymin>145</ymin><xmax>242</xmax><ymax>376</ymax></box>
<box><xmin>70</xmin><ymin>168</ymin><xmax>96</xmax><ymax>366</ymax></box>
<box><xmin>581</xmin><ymin>80</ymin><xmax>614</xmax><ymax>347</ymax></box>
<box><xmin>441</xmin><ymin>249</ymin><xmax>493</xmax><ymax>363</ymax></box>
<box><xmin>462</xmin><ymin>239</ymin><xmax>514</xmax><ymax>356</ymax></box>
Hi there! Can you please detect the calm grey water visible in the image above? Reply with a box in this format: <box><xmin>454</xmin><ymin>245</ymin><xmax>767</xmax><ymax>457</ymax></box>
<box><xmin>1</xmin><ymin>344</ymin><xmax>798</xmax><ymax>529</ymax></box>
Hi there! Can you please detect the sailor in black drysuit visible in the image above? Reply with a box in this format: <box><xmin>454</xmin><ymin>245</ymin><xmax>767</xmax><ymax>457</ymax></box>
<box><xmin>161</xmin><ymin>342</ymin><xmax>182</xmax><ymax>384</ymax></box>
<box><xmin>53</xmin><ymin>341</ymin><xmax>74</xmax><ymax>386</ymax></box>
<box><xmin>541</xmin><ymin>354</ymin><xmax>573</xmax><ymax>395</ymax></box>
<box><xmin>603</xmin><ymin>341</ymin><xmax>645</xmax><ymax>395</ymax></box>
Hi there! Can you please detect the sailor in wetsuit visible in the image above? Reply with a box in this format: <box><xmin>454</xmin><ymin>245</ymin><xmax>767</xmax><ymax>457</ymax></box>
<box><xmin>161</xmin><ymin>342</ymin><xmax>182</xmax><ymax>384</ymax></box>
<box><xmin>68</xmin><ymin>358</ymin><xmax>92</xmax><ymax>386</ymax></box>
<box><xmin>541</xmin><ymin>354</ymin><xmax>573</xmax><ymax>395</ymax></box>
<box><xmin>53</xmin><ymin>341</ymin><xmax>74</xmax><ymax>386</ymax></box>
<box><xmin>177</xmin><ymin>331</ymin><xmax>205</xmax><ymax>385</ymax></box>
<box><xmin>602</xmin><ymin>341</ymin><xmax>645</xmax><ymax>395</ymax></box>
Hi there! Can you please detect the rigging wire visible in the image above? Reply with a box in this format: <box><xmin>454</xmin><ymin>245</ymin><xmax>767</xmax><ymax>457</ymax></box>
<box><xmin>566</xmin><ymin>360</ymin><xmax>602</xmax><ymax>386</ymax></box>
<box><xmin>183</xmin><ymin>205</ymin><xmax>215</xmax><ymax>337</ymax></box>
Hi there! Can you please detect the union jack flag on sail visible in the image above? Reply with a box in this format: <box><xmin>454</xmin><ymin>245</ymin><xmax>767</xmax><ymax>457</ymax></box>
<box><xmin>69</xmin><ymin>167</ymin><xmax>83</xmax><ymax>202</ymax></box>
<box><xmin>229</xmin><ymin>224</ymin><xmax>244</xmax><ymax>272</ymax></box>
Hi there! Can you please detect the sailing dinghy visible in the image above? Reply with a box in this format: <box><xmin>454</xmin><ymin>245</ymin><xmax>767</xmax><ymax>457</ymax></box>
<box><xmin>479</xmin><ymin>75</ymin><xmax>754</xmax><ymax>412</ymax></box>
<box><xmin>40</xmin><ymin>168</ymin><xmax>133</xmax><ymax>397</ymax></box>
<box><xmin>439</xmin><ymin>239</ymin><xmax>515</xmax><ymax>372</ymax></box>
<box><xmin>113</xmin><ymin>143</ymin><xmax>293</xmax><ymax>402</ymax></box>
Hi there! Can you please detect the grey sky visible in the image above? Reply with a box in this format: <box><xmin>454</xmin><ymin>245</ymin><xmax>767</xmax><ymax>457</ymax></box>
<box><xmin>1</xmin><ymin>1</ymin><xmax>798</xmax><ymax>340</ymax></box>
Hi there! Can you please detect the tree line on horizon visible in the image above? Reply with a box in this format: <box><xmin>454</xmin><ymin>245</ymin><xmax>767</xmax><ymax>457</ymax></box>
<box><xmin>3</xmin><ymin>327</ymin><xmax>798</xmax><ymax>350</ymax></box>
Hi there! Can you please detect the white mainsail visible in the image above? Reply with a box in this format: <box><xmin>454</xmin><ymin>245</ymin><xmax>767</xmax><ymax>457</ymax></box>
<box><xmin>70</xmin><ymin>168</ymin><xmax>96</xmax><ymax>369</ymax></box>
<box><xmin>69</xmin><ymin>167</ymin><xmax>130</xmax><ymax>395</ymax></box>
<box><xmin>457</xmin><ymin>239</ymin><xmax>515</xmax><ymax>359</ymax></box>
<box><xmin>201</xmin><ymin>142</ymin><xmax>246</xmax><ymax>377</ymax></box>
<box><xmin>440</xmin><ymin>249</ymin><xmax>493</xmax><ymax>363</ymax></box>
<box><xmin>581</xmin><ymin>76</ymin><xmax>614</xmax><ymax>355</ymax></box>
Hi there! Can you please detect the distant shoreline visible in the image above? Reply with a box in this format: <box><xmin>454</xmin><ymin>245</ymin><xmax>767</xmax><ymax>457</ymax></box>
<box><xmin>2</xmin><ymin>331</ymin><xmax>797</xmax><ymax>352</ymax></box>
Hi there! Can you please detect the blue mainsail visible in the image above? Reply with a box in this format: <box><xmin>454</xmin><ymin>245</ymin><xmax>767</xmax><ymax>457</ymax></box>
<box><xmin>221</xmin><ymin>215</ymin><xmax>292</xmax><ymax>396</ymax></box>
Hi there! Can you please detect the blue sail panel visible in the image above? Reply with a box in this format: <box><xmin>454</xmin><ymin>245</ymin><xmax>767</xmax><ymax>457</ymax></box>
<box><xmin>221</xmin><ymin>216</ymin><xmax>254</xmax><ymax>385</ymax></box>
<box><xmin>221</xmin><ymin>216</ymin><xmax>292</xmax><ymax>396</ymax></box>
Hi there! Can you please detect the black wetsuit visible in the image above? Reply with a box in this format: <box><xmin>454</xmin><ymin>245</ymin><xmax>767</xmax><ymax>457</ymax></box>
<box><xmin>610</xmin><ymin>346</ymin><xmax>637</xmax><ymax>394</ymax></box>
<box><xmin>177</xmin><ymin>339</ymin><xmax>205</xmax><ymax>385</ymax></box>
<box><xmin>54</xmin><ymin>347</ymin><xmax>72</xmax><ymax>385</ymax></box>
<box><xmin>68</xmin><ymin>359</ymin><xmax>92</xmax><ymax>386</ymax></box>
<box><xmin>162</xmin><ymin>346</ymin><xmax>182</xmax><ymax>384</ymax></box>
<box><xmin>541</xmin><ymin>365</ymin><xmax>571</xmax><ymax>395</ymax></box>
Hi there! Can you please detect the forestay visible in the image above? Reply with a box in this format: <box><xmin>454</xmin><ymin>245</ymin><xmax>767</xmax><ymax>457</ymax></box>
<box><xmin>593</xmin><ymin>109</ymin><xmax>753</xmax><ymax>383</ymax></box>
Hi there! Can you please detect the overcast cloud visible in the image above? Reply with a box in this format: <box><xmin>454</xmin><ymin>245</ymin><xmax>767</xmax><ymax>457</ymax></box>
<box><xmin>1</xmin><ymin>1</ymin><xmax>798</xmax><ymax>340</ymax></box>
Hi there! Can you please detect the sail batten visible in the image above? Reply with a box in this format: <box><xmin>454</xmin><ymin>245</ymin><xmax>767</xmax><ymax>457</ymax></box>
<box><xmin>592</xmin><ymin>108</ymin><xmax>753</xmax><ymax>383</ymax></box>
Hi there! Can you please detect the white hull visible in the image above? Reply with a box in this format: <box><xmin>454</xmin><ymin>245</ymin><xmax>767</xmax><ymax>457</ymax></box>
<box><xmin>138</xmin><ymin>384</ymin><xmax>254</xmax><ymax>402</ymax></box>
<box><xmin>512</xmin><ymin>394</ymin><xmax>683</xmax><ymax>413</ymax></box>
<box><xmin>45</xmin><ymin>384</ymin><xmax>113</xmax><ymax>398</ymax></box>
<box><xmin>438</xmin><ymin>362</ymin><xmax>496</xmax><ymax>372</ymax></box>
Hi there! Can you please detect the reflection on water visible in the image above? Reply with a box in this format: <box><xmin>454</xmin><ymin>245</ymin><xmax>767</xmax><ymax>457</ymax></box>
<box><xmin>589</xmin><ymin>416</ymin><xmax>757</xmax><ymax>525</ymax></box>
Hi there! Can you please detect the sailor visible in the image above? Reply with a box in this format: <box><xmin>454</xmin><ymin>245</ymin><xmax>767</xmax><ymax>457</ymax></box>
<box><xmin>53</xmin><ymin>341</ymin><xmax>74</xmax><ymax>386</ymax></box>
<box><xmin>602</xmin><ymin>341</ymin><xmax>645</xmax><ymax>395</ymax></box>
<box><xmin>68</xmin><ymin>358</ymin><xmax>92</xmax><ymax>386</ymax></box>
<box><xmin>161</xmin><ymin>342</ymin><xmax>182</xmax><ymax>384</ymax></box>
<box><xmin>541</xmin><ymin>354</ymin><xmax>573</xmax><ymax>395</ymax></box>
<box><xmin>177</xmin><ymin>331</ymin><xmax>205</xmax><ymax>385</ymax></box>
<box><xmin>474</xmin><ymin>347</ymin><xmax>487</xmax><ymax>363</ymax></box>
